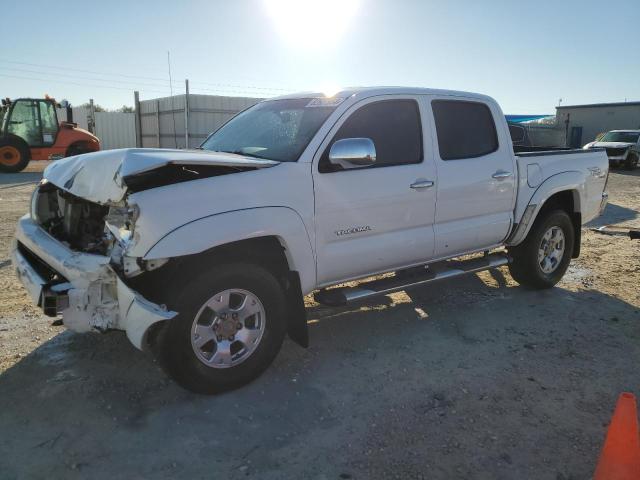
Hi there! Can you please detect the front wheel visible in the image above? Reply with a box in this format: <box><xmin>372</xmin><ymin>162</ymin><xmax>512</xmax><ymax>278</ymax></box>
<box><xmin>625</xmin><ymin>153</ymin><xmax>638</xmax><ymax>170</ymax></box>
<box><xmin>0</xmin><ymin>137</ymin><xmax>30</xmax><ymax>173</ymax></box>
<box><xmin>153</xmin><ymin>263</ymin><xmax>287</xmax><ymax>394</ymax></box>
<box><xmin>508</xmin><ymin>210</ymin><xmax>575</xmax><ymax>289</ymax></box>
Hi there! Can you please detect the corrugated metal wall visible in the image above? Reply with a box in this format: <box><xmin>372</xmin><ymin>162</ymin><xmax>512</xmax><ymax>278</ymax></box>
<box><xmin>56</xmin><ymin>106</ymin><xmax>90</xmax><ymax>130</ymax></box>
<box><xmin>54</xmin><ymin>94</ymin><xmax>262</xmax><ymax>151</ymax></box>
<box><xmin>95</xmin><ymin>112</ymin><xmax>136</xmax><ymax>150</ymax></box>
<box><xmin>56</xmin><ymin>107</ymin><xmax>136</xmax><ymax>150</ymax></box>
<box><xmin>524</xmin><ymin>125</ymin><xmax>566</xmax><ymax>148</ymax></box>
<box><xmin>138</xmin><ymin>94</ymin><xmax>261</xmax><ymax>149</ymax></box>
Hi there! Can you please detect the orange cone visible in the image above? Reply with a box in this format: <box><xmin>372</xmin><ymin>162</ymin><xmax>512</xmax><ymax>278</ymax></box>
<box><xmin>594</xmin><ymin>392</ymin><xmax>640</xmax><ymax>480</ymax></box>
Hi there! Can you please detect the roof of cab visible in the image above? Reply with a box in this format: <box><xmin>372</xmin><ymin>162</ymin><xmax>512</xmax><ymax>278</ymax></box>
<box><xmin>267</xmin><ymin>86</ymin><xmax>495</xmax><ymax>103</ymax></box>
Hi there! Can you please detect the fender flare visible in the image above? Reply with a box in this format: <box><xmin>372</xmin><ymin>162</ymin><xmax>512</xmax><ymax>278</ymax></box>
<box><xmin>507</xmin><ymin>171</ymin><xmax>585</xmax><ymax>246</ymax></box>
<box><xmin>143</xmin><ymin>206</ymin><xmax>317</xmax><ymax>294</ymax></box>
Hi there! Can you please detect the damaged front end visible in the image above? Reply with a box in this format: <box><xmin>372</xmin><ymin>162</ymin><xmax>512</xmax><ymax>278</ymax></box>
<box><xmin>14</xmin><ymin>179</ymin><xmax>175</xmax><ymax>349</ymax></box>
<box><xmin>14</xmin><ymin>148</ymin><xmax>279</xmax><ymax>348</ymax></box>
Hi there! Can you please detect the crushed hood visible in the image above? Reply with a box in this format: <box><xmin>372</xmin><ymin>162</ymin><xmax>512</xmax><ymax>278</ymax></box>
<box><xmin>43</xmin><ymin>148</ymin><xmax>279</xmax><ymax>204</ymax></box>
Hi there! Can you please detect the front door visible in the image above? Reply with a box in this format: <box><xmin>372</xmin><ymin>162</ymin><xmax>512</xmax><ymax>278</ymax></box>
<box><xmin>428</xmin><ymin>97</ymin><xmax>516</xmax><ymax>258</ymax></box>
<box><xmin>6</xmin><ymin>99</ymin><xmax>41</xmax><ymax>146</ymax></box>
<box><xmin>38</xmin><ymin>100</ymin><xmax>59</xmax><ymax>146</ymax></box>
<box><xmin>313</xmin><ymin>96</ymin><xmax>437</xmax><ymax>286</ymax></box>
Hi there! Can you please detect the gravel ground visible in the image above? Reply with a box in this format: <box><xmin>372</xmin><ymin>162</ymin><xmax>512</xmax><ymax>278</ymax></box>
<box><xmin>0</xmin><ymin>162</ymin><xmax>638</xmax><ymax>480</ymax></box>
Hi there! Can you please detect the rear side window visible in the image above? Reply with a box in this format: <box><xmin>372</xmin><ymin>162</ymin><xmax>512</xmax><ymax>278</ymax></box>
<box><xmin>320</xmin><ymin>100</ymin><xmax>422</xmax><ymax>172</ymax></box>
<box><xmin>431</xmin><ymin>100</ymin><xmax>498</xmax><ymax>160</ymax></box>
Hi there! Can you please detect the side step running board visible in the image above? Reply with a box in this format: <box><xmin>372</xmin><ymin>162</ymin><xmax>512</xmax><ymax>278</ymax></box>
<box><xmin>314</xmin><ymin>252</ymin><xmax>510</xmax><ymax>307</ymax></box>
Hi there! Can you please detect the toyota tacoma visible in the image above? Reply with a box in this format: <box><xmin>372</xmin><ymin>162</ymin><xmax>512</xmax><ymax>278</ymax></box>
<box><xmin>13</xmin><ymin>87</ymin><xmax>609</xmax><ymax>393</ymax></box>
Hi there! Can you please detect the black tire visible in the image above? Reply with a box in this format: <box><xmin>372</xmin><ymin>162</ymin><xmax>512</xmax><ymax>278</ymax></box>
<box><xmin>625</xmin><ymin>152</ymin><xmax>638</xmax><ymax>170</ymax></box>
<box><xmin>153</xmin><ymin>263</ymin><xmax>287</xmax><ymax>394</ymax></box>
<box><xmin>508</xmin><ymin>210</ymin><xmax>574</xmax><ymax>289</ymax></box>
<box><xmin>0</xmin><ymin>137</ymin><xmax>30</xmax><ymax>173</ymax></box>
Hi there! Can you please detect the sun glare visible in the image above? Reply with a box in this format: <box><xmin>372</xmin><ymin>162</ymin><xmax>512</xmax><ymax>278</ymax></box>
<box><xmin>319</xmin><ymin>84</ymin><xmax>342</xmax><ymax>97</ymax></box>
<box><xmin>264</xmin><ymin>0</ymin><xmax>360</xmax><ymax>49</ymax></box>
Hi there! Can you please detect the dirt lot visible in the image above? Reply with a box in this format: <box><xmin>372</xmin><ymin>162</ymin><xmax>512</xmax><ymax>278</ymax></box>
<box><xmin>0</xmin><ymin>163</ymin><xmax>639</xmax><ymax>480</ymax></box>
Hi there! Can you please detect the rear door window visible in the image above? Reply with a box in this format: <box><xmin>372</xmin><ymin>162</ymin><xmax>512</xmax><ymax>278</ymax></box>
<box><xmin>320</xmin><ymin>99</ymin><xmax>423</xmax><ymax>172</ymax></box>
<box><xmin>431</xmin><ymin>100</ymin><xmax>498</xmax><ymax>160</ymax></box>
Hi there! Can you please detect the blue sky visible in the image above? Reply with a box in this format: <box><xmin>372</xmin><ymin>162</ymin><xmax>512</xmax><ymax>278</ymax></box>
<box><xmin>2</xmin><ymin>0</ymin><xmax>639</xmax><ymax>113</ymax></box>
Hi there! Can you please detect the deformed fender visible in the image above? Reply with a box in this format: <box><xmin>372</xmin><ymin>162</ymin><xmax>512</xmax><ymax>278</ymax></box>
<box><xmin>142</xmin><ymin>207</ymin><xmax>317</xmax><ymax>294</ymax></box>
<box><xmin>508</xmin><ymin>171</ymin><xmax>584</xmax><ymax>246</ymax></box>
<box><xmin>116</xmin><ymin>277</ymin><xmax>177</xmax><ymax>350</ymax></box>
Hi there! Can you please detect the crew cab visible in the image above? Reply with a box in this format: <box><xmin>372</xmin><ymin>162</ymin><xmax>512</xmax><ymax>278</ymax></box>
<box><xmin>583</xmin><ymin>129</ymin><xmax>640</xmax><ymax>170</ymax></box>
<box><xmin>13</xmin><ymin>87</ymin><xmax>609</xmax><ymax>393</ymax></box>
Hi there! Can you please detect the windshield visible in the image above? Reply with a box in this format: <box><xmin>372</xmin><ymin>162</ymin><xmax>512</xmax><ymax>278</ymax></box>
<box><xmin>599</xmin><ymin>131</ymin><xmax>640</xmax><ymax>143</ymax></box>
<box><xmin>201</xmin><ymin>98</ymin><xmax>338</xmax><ymax>162</ymax></box>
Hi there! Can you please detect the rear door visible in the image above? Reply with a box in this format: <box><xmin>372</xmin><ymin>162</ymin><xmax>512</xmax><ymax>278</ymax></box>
<box><xmin>427</xmin><ymin>97</ymin><xmax>516</xmax><ymax>257</ymax></box>
<box><xmin>312</xmin><ymin>96</ymin><xmax>437</xmax><ymax>285</ymax></box>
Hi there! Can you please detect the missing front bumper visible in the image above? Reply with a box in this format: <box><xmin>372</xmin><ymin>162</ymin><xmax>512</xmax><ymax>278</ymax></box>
<box><xmin>13</xmin><ymin>215</ymin><xmax>177</xmax><ymax>350</ymax></box>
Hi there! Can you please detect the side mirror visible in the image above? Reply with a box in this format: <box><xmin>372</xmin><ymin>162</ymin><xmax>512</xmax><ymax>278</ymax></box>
<box><xmin>329</xmin><ymin>138</ymin><xmax>376</xmax><ymax>168</ymax></box>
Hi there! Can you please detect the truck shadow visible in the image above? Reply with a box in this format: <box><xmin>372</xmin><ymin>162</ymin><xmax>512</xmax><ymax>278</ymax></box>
<box><xmin>1</xmin><ymin>271</ymin><xmax>639</xmax><ymax>479</ymax></box>
<box><xmin>0</xmin><ymin>171</ymin><xmax>42</xmax><ymax>186</ymax></box>
<box><xmin>587</xmin><ymin>201</ymin><xmax>638</xmax><ymax>227</ymax></box>
<box><xmin>610</xmin><ymin>168</ymin><xmax>640</xmax><ymax>178</ymax></box>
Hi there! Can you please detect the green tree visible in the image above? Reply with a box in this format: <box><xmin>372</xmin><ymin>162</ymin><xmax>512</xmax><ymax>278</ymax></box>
<box><xmin>78</xmin><ymin>102</ymin><xmax>105</xmax><ymax>112</ymax></box>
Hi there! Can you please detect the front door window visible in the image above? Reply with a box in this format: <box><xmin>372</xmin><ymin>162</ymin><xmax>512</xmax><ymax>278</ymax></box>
<box><xmin>7</xmin><ymin>100</ymin><xmax>41</xmax><ymax>145</ymax></box>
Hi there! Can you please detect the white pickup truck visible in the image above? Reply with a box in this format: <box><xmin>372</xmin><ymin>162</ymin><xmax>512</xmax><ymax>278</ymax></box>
<box><xmin>13</xmin><ymin>87</ymin><xmax>609</xmax><ymax>393</ymax></box>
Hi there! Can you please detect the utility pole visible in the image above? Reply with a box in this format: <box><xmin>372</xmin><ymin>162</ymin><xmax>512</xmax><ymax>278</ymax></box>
<box><xmin>89</xmin><ymin>98</ymin><xmax>96</xmax><ymax>134</ymax></box>
<box><xmin>134</xmin><ymin>91</ymin><xmax>142</xmax><ymax>148</ymax></box>
<box><xmin>184</xmin><ymin>79</ymin><xmax>190</xmax><ymax>149</ymax></box>
<box><xmin>167</xmin><ymin>51</ymin><xmax>177</xmax><ymax>149</ymax></box>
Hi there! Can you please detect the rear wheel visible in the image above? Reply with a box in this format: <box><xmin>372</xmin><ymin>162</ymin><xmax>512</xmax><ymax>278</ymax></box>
<box><xmin>0</xmin><ymin>138</ymin><xmax>30</xmax><ymax>173</ymax></box>
<box><xmin>153</xmin><ymin>263</ymin><xmax>287</xmax><ymax>394</ymax></box>
<box><xmin>508</xmin><ymin>210</ymin><xmax>574</xmax><ymax>289</ymax></box>
<box><xmin>625</xmin><ymin>152</ymin><xmax>638</xmax><ymax>170</ymax></box>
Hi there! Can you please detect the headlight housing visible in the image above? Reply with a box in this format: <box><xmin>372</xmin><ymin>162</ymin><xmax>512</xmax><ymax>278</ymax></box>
<box><xmin>29</xmin><ymin>179</ymin><xmax>48</xmax><ymax>222</ymax></box>
<box><xmin>105</xmin><ymin>203</ymin><xmax>139</xmax><ymax>245</ymax></box>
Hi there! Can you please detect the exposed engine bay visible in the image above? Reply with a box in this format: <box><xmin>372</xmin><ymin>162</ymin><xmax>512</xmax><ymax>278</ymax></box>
<box><xmin>31</xmin><ymin>181</ymin><xmax>113</xmax><ymax>254</ymax></box>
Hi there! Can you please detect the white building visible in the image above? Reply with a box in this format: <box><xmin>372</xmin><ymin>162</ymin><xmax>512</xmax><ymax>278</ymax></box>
<box><xmin>556</xmin><ymin>101</ymin><xmax>640</xmax><ymax>147</ymax></box>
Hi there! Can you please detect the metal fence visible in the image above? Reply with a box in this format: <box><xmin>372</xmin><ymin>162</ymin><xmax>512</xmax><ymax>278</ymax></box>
<box><xmin>136</xmin><ymin>93</ymin><xmax>261</xmax><ymax>149</ymax></box>
<box><xmin>524</xmin><ymin>124</ymin><xmax>566</xmax><ymax>148</ymax></box>
<box><xmin>95</xmin><ymin>112</ymin><xmax>136</xmax><ymax>150</ymax></box>
<box><xmin>56</xmin><ymin>106</ymin><xmax>136</xmax><ymax>150</ymax></box>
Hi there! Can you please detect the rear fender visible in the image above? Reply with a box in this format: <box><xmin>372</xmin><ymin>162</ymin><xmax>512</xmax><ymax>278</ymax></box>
<box><xmin>508</xmin><ymin>171</ymin><xmax>584</xmax><ymax>246</ymax></box>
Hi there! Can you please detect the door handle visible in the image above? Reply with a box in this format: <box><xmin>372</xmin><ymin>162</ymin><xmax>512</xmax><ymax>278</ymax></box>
<box><xmin>410</xmin><ymin>179</ymin><xmax>434</xmax><ymax>189</ymax></box>
<box><xmin>492</xmin><ymin>170</ymin><xmax>512</xmax><ymax>180</ymax></box>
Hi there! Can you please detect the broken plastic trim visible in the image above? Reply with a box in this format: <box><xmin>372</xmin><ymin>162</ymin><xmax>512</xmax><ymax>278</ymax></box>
<box><xmin>122</xmin><ymin>163</ymin><xmax>258</xmax><ymax>193</ymax></box>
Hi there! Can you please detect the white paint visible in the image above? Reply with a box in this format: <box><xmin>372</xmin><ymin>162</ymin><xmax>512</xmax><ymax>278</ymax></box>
<box><xmin>423</xmin><ymin>94</ymin><xmax>516</xmax><ymax>257</ymax></box>
<box><xmin>312</xmin><ymin>94</ymin><xmax>437</xmax><ymax>285</ymax></box>
<box><xmin>14</xmin><ymin>215</ymin><xmax>176</xmax><ymax>349</ymax></box>
<box><xmin>16</xmin><ymin>86</ymin><xmax>610</xmax><ymax>351</ymax></box>
<box><xmin>44</xmin><ymin>148</ymin><xmax>278</xmax><ymax>205</ymax></box>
